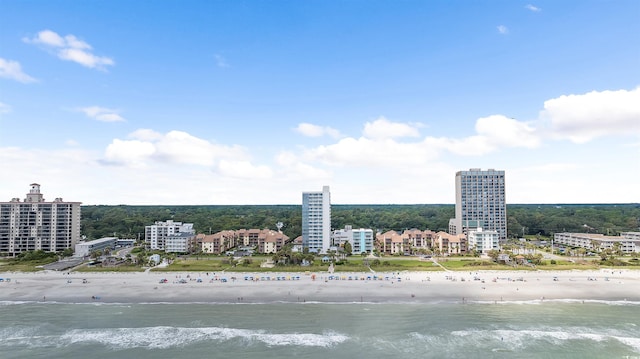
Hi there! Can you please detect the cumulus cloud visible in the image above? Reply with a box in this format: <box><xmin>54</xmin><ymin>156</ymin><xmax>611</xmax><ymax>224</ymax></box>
<box><xmin>217</xmin><ymin>160</ymin><xmax>273</xmax><ymax>179</ymax></box>
<box><xmin>275</xmin><ymin>151</ymin><xmax>332</xmax><ymax>180</ymax></box>
<box><xmin>295</xmin><ymin>123</ymin><xmax>342</xmax><ymax>138</ymax></box>
<box><xmin>102</xmin><ymin>129</ymin><xmax>272</xmax><ymax>179</ymax></box>
<box><xmin>0</xmin><ymin>58</ymin><xmax>37</xmax><ymax>83</ymax></box>
<box><xmin>497</xmin><ymin>25</ymin><xmax>509</xmax><ymax>34</ymax></box>
<box><xmin>475</xmin><ymin>115</ymin><xmax>539</xmax><ymax>148</ymax></box>
<box><xmin>78</xmin><ymin>106</ymin><xmax>126</xmax><ymax>122</ymax></box>
<box><xmin>541</xmin><ymin>87</ymin><xmax>640</xmax><ymax>143</ymax></box>
<box><xmin>363</xmin><ymin>117</ymin><xmax>421</xmax><ymax>139</ymax></box>
<box><xmin>525</xmin><ymin>4</ymin><xmax>541</xmax><ymax>12</ymax></box>
<box><xmin>24</xmin><ymin>30</ymin><xmax>114</xmax><ymax>69</ymax></box>
<box><xmin>300</xmin><ymin>114</ymin><xmax>541</xmax><ymax>167</ymax></box>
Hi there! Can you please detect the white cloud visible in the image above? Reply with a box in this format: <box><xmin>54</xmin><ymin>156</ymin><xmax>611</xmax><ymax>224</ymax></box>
<box><xmin>541</xmin><ymin>87</ymin><xmax>640</xmax><ymax>143</ymax></box>
<box><xmin>104</xmin><ymin>139</ymin><xmax>156</xmax><ymax>168</ymax></box>
<box><xmin>102</xmin><ymin>129</ymin><xmax>254</xmax><ymax>168</ymax></box>
<box><xmin>0</xmin><ymin>58</ymin><xmax>37</xmax><ymax>83</ymax></box>
<box><xmin>0</xmin><ymin>102</ymin><xmax>11</xmax><ymax>114</ymax></box>
<box><xmin>362</xmin><ymin>117</ymin><xmax>421</xmax><ymax>139</ymax></box>
<box><xmin>24</xmin><ymin>29</ymin><xmax>114</xmax><ymax>70</ymax></box>
<box><xmin>305</xmin><ymin>136</ymin><xmax>436</xmax><ymax>167</ymax></box>
<box><xmin>497</xmin><ymin>25</ymin><xmax>509</xmax><ymax>34</ymax></box>
<box><xmin>217</xmin><ymin>160</ymin><xmax>273</xmax><ymax>179</ymax></box>
<box><xmin>78</xmin><ymin>106</ymin><xmax>126</xmax><ymax>122</ymax></box>
<box><xmin>525</xmin><ymin>4</ymin><xmax>541</xmax><ymax>12</ymax></box>
<box><xmin>214</xmin><ymin>54</ymin><xmax>229</xmax><ymax>68</ymax></box>
<box><xmin>475</xmin><ymin>115</ymin><xmax>539</xmax><ymax>148</ymax></box>
<box><xmin>295</xmin><ymin>123</ymin><xmax>342</xmax><ymax>138</ymax></box>
<box><xmin>275</xmin><ymin>151</ymin><xmax>332</xmax><ymax>180</ymax></box>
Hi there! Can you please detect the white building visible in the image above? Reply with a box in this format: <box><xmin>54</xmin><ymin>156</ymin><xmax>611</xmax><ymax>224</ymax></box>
<box><xmin>467</xmin><ymin>228</ymin><xmax>499</xmax><ymax>254</ymax></box>
<box><xmin>554</xmin><ymin>232</ymin><xmax>640</xmax><ymax>254</ymax></box>
<box><xmin>302</xmin><ymin>185</ymin><xmax>331</xmax><ymax>253</ymax></box>
<box><xmin>165</xmin><ymin>232</ymin><xmax>196</xmax><ymax>253</ymax></box>
<box><xmin>449</xmin><ymin>169</ymin><xmax>507</xmax><ymax>243</ymax></box>
<box><xmin>145</xmin><ymin>220</ymin><xmax>194</xmax><ymax>251</ymax></box>
<box><xmin>75</xmin><ymin>237</ymin><xmax>117</xmax><ymax>257</ymax></box>
<box><xmin>332</xmin><ymin>225</ymin><xmax>374</xmax><ymax>254</ymax></box>
<box><xmin>0</xmin><ymin>184</ymin><xmax>81</xmax><ymax>255</ymax></box>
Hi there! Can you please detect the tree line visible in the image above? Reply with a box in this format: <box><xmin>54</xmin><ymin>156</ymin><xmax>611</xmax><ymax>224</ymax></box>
<box><xmin>80</xmin><ymin>203</ymin><xmax>640</xmax><ymax>241</ymax></box>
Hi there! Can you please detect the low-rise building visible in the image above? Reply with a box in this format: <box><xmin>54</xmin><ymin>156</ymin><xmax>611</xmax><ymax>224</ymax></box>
<box><xmin>332</xmin><ymin>225</ymin><xmax>375</xmax><ymax>254</ymax></box>
<box><xmin>432</xmin><ymin>231</ymin><xmax>467</xmax><ymax>255</ymax></box>
<box><xmin>554</xmin><ymin>232</ymin><xmax>640</xmax><ymax>254</ymax></box>
<box><xmin>467</xmin><ymin>228</ymin><xmax>499</xmax><ymax>254</ymax></box>
<box><xmin>165</xmin><ymin>232</ymin><xmax>196</xmax><ymax>253</ymax></box>
<box><xmin>75</xmin><ymin>237</ymin><xmax>117</xmax><ymax>257</ymax></box>
<box><xmin>200</xmin><ymin>229</ymin><xmax>288</xmax><ymax>254</ymax></box>
<box><xmin>376</xmin><ymin>230</ymin><xmax>406</xmax><ymax>255</ymax></box>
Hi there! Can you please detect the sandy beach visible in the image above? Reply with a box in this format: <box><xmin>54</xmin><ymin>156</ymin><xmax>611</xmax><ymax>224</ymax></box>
<box><xmin>1</xmin><ymin>269</ymin><xmax>639</xmax><ymax>304</ymax></box>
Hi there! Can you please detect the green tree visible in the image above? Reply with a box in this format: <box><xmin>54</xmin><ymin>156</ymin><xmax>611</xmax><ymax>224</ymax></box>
<box><xmin>343</xmin><ymin>241</ymin><xmax>352</xmax><ymax>256</ymax></box>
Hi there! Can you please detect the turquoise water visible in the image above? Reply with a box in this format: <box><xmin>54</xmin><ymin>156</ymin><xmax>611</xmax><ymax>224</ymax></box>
<box><xmin>1</xmin><ymin>301</ymin><xmax>638</xmax><ymax>358</ymax></box>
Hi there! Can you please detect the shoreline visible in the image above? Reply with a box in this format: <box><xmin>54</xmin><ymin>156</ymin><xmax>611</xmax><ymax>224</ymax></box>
<box><xmin>1</xmin><ymin>269</ymin><xmax>639</xmax><ymax>304</ymax></box>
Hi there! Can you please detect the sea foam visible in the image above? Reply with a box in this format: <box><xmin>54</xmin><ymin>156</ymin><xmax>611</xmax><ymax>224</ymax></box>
<box><xmin>59</xmin><ymin>326</ymin><xmax>349</xmax><ymax>349</ymax></box>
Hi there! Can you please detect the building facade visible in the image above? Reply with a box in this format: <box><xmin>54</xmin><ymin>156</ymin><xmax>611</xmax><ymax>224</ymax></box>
<box><xmin>467</xmin><ymin>228</ymin><xmax>499</xmax><ymax>254</ymax></box>
<box><xmin>75</xmin><ymin>237</ymin><xmax>117</xmax><ymax>257</ymax></box>
<box><xmin>332</xmin><ymin>225</ymin><xmax>374</xmax><ymax>254</ymax></box>
<box><xmin>0</xmin><ymin>184</ymin><xmax>81</xmax><ymax>255</ymax></box>
<box><xmin>145</xmin><ymin>220</ymin><xmax>194</xmax><ymax>251</ymax></box>
<box><xmin>449</xmin><ymin>168</ymin><xmax>507</xmax><ymax>242</ymax></box>
<box><xmin>302</xmin><ymin>185</ymin><xmax>331</xmax><ymax>253</ymax></box>
<box><xmin>554</xmin><ymin>232</ymin><xmax>640</xmax><ymax>254</ymax></box>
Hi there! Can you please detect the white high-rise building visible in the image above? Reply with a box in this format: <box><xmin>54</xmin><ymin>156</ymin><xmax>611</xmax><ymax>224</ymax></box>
<box><xmin>302</xmin><ymin>185</ymin><xmax>331</xmax><ymax>253</ymax></box>
<box><xmin>0</xmin><ymin>183</ymin><xmax>81</xmax><ymax>255</ymax></box>
<box><xmin>449</xmin><ymin>168</ymin><xmax>507</xmax><ymax>242</ymax></box>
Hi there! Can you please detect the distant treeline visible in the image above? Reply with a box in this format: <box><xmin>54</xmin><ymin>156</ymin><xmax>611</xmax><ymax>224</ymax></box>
<box><xmin>81</xmin><ymin>204</ymin><xmax>640</xmax><ymax>241</ymax></box>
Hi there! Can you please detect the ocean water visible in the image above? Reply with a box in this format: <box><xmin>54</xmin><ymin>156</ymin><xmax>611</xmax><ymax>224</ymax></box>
<box><xmin>1</xmin><ymin>301</ymin><xmax>639</xmax><ymax>359</ymax></box>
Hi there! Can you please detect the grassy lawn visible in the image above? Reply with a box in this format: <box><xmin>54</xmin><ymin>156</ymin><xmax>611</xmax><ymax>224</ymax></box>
<box><xmin>74</xmin><ymin>265</ymin><xmax>145</xmax><ymax>272</ymax></box>
<box><xmin>3</xmin><ymin>255</ymin><xmax>637</xmax><ymax>273</ymax></box>
<box><xmin>0</xmin><ymin>259</ymin><xmax>58</xmax><ymax>272</ymax></box>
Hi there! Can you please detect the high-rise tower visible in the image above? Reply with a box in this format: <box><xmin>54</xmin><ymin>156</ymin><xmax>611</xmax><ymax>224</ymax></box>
<box><xmin>0</xmin><ymin>184</ymin><xmax>81</xmax><ymax>255</ymax></box>
<box><xmin>449</xmin><ymin>169</ymin><xmax>507</xmax><ymax>242</ymax></box>
<box><xmin>302</xmin><ymin>185</ymin><xmax>331</xmax><ymax>253</ymax></box>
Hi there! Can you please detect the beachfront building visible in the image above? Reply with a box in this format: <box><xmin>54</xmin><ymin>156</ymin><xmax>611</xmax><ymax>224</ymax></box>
<box><xmin>376</xmin><ymin>230</ymin><xmax>406</xmax><ymax>255</ymax></box>
<box><xmin>75</xmin><ymin>237</ymin><xmax>117</xmax><ymax>257</ymax></box>
<box><xmin>449</xmin><ymin>168</ymin><xmax>507</xmax><ymax>243</ymax></box>
<box><xmin>200</xmin><ymin>230</ymin><xmax>236</xmax><ymax>254</ymax></box>
<box><xmin>402</xmin><ymin>229</ymin><xmax>436</xmax><ymax>252</ymax></box>
<box><xmin>432</xmin><ymin>231</ymin><xmax>467</xmax><ymax>255</ymax></box>
<box><xmin>145</xmin><ymin>220</ymin><xmax>194</xmax><ymax>251</ymax></box>
<box><xmin>200</xmin><ymin>229</ymin><xmax>288</xmax><ymax>254</ymax></box>
<box><xmin>0</xmin><ymin>183</ymin><xmax>81</xmax><ymax>256</ymax></box>
<box><xmin>165</xmin><ymin>232</ymin><xmax>196</xmax><ymax>253</ymax></box>
<box><xmin>302</xmin><ymin>185</ymin><xmax>331</xmax><ymax>253</ymax></box>
<box><xmin>467</xmin><ymin>228</ymin><xmax>499</xmax><ymax>254</ymax></box>
<box><xmin>554</xmin><ymin>232</ymin><xmax>640</xmax><ymax>254</ymax></box>
<box><xmin>332</xmin><ymin>225</ymin><xmax>375</xmax><ymax>254</ymax></box>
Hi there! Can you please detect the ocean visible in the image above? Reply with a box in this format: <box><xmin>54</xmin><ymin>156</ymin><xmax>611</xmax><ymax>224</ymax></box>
<box><xmin>1</xmin><ymin>301</ymin><xmax>638</xmax><ymax>358</ymax></box>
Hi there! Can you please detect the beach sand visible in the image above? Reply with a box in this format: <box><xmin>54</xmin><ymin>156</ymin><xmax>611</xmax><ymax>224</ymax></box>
<box><xmin>1</xmin><ymin>269</ymin><xmax>639</xmax><ymax>304</ymax></box>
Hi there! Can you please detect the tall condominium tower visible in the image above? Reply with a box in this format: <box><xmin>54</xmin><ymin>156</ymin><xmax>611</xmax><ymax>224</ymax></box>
<box><xmin>302</xmin><ymin>185</ymin><xmax>331</xmax><ymax>253</ymax></box>
<box><xmin>449</xmin><ymin>169</ymin><xmax>507</xmax><ymax>242</ymax></box>
<box><xmin>0</xmin><ymin>183</ymin><xmax>81</xmax><ymax>255</ymax></box>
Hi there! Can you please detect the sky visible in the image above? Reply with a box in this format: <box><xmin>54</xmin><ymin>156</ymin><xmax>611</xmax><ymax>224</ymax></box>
<box><xmin>0</xmin><ymin>0</ymin><xmax>639</xmax><ymax>205</ymax></box>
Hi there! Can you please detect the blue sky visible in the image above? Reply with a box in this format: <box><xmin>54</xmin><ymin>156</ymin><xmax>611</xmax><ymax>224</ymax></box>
<box><xmin>1</xmin><ymin>0</ymin><xmax>638</xmax><ymax>205</ymax></box>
